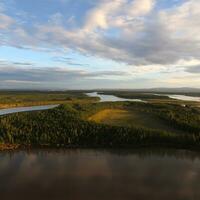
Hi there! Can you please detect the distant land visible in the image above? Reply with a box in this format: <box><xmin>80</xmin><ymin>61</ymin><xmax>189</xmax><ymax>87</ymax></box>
<box><xmin>92</xmin><ymin>87</ymin><xmax>200</xmax><ymax>93</ymax></box>
<box><xmin>0</xmin><ymin>87</ymin><xmax>200</xmax><ymax>93</ymax></box>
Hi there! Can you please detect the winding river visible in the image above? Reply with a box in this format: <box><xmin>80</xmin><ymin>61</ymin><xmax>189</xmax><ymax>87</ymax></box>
<box><xmin>154</xmin><ymin>93</ymin><xmax>200</xmax><ymax>102</ymax></box>
<box><xmin>1</xmin><ymin>92</ymin><xmax>199</xmax><ymax>117</ymax></box>
<box><xmin>87</xmin><ymin>92</ymin><xmax>200</xmax><ymax>102</ymax></box>
<box><xmin>166</xmin><ymin>94</ymin><xmax>200</xmax><ymax>102</ymax></box>
<box><xmin>0</xmin><ymin>104</ymin><xmax>59</xmax><ymax>116</ymax></box>
<box><xmin>0</xmin><ymin>92</ymin><xmax>144</xmax><ymax>116</ymax></box>
<box><xmin>86</xmin><ymin>92</ymin><xmax>145</xmax><ymax>102</ymax></box>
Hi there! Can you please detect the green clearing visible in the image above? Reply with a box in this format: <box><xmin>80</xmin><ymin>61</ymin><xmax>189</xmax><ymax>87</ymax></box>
<box><xmin>88</xmin><ymin>108</ymin><xmax>185</xmax><ymax>134</ymax></box>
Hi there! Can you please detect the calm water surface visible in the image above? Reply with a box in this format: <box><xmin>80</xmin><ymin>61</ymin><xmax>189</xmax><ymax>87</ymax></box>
<box><xmin>167</xmin><ymin>94</ymin><xmax>200</xmax><ymax>102</ymax></box>
<box><xmin>155</xmin><ymin>94</ymin><xmax>200</xmax><ymax>102</ymax></box>
<box><xmin>0</xmin><ymin>105</ymin><xmax>59</xmax><ymax>116</ymax></box>
<box><xmin>87</xmin><ymin>92</ymin><xmax>200</xmax><ymax>102</ymax></box>
<box><xmin>86</xmin><ymin>92</ymin><xmax>145</xmax><ymax>102</ymax></box>
<box><xmin>0</xmin><ymin>149</ymin><xmax>200</xmax><ymax>200</ymax></box>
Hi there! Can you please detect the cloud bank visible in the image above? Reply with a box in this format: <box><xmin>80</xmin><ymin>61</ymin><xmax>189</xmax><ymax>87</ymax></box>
<box><xmin>0</xmin><ymin>0</ymin><xmax>200</xmax><ymax>89</ymax></box>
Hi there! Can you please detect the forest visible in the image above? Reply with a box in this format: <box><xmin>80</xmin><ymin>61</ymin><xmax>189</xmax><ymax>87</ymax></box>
<box><xmin>0</xmin><ymin>100</ymin><xmax>200</xmax><ymax>150</ymax></box>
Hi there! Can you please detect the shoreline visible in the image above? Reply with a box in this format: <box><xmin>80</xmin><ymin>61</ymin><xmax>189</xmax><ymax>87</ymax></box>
<box><xmin>0</xmin><ymin>144</ymin><xmax>21</xmax><ymax>151</ymax></box>
<box><xmin>0</xmin><ymin>102</ymin><xmax>64</xmax><ymax>109</ymax></box>
<box><xmin>1</xmin><ymin>143</ymin><xmax>200</xmax><ymax>152</ymax></box>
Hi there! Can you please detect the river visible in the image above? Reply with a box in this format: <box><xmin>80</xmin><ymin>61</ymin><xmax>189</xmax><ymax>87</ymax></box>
<box><xmin>154</xmin><ymin>93</ymin><xmax>200</xmax><ymax>102</ymax></box>
<box><xmin>0</xmin><ymin>105</ymin><xmax>59</xmax><ymax>116</ymax></box>
<box><xmin>86</xmin><ymin>92</ymin><xmax>145</xmax><ymax>102</ymax></box>
<box><xmin>0</xmin><ymin>149</ymin><xmax>200</xmax><ymax>200</ymax></box>
<box><xmin>1</xmin><ymin>93</ymin><xmax>199</xmax><ymax>117</ymax></box>
<box><xmin>87</xmin><ymin>92</ymin><xmax>200</xmax><ymax>102</ymax></box>
<box><xmin>167</xmin><ymin>94</ymin><xmax>200</xmax><ymax>102</ymax></box>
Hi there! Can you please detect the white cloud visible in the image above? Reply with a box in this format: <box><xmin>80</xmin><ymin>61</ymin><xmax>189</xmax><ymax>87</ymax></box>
<box><xmin>164</xmin><ymin>75</ymin><xmax>200</xmax><ymax>86</ymax></box>
<box><xmin>84</xmin><ymin>0</ymin><xmax>155</xmax><ymax>32</ymax></box>
<box><xmin>0</xmin><ymin>59</ymin><xmax>129</xmax><ymax>81</ymax></box>
<box><xmin>0</xmin><ymin>13</ymin><xmax>14</xmax><ymax>29</ymax></box>
<box><xmin>128</xmin><ymin>0</ymin><xmax>155</xmax><ymax>17</ymax></box>
<box><xmin>160</xmin><ymin>0</ymin><xmax>200</xmax><ymax>40</ymax></box>
<box><xmin>33</xmin><ymin>0</ymin><xmax>200</xmax><ymax>67</ymax></box>
<box><xmin>1</xmin><ymin>0</ymin><xmax>200</xmax><ymax>84</ymax></box>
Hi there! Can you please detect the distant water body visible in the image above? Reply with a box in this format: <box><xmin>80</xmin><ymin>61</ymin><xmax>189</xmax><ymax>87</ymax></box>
<box><xmin>0</xmin><ymin>105</ymin><xmax>59</xmax><ymax>116</ymax></box>
<box><xmin>155</xmin><ymin>94</ymin><xmax>200</xmax><ymax>102</ymax></box>
<box><xmin>87</xmin><ymin>92</ymin><xmax>200</xmax><ymax>102</ymax></box>
<box><xmin>168</xmin><ymin>94</ymin><xmax>200</xmax><ymax>102</ymax></box>
<box><xmin>86</xmin><ymin>92</ymin><xmax>145</xmax><ymax>102</ymax></box>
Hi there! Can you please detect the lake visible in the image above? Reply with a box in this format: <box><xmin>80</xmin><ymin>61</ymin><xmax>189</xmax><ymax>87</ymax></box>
<box><xmin>86</xmin><ymin>92</ymin><xmax>145</xmax><ymax>102</ymax></box>
<box><xmin>0</xmin><ymin>149</ymin><xmax>200</xmax><ymax>200</ymax></box>
<box><xmin>0</xmin><ymin>105</ymin><xmax>59</xmax><ymax>116</ymax></box>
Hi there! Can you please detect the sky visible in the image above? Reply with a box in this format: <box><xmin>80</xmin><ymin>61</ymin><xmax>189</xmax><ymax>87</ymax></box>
<box><xmin>0</xmin><ymin>0</ymin><xmax>200</xmax><ymax>89</ymax></box>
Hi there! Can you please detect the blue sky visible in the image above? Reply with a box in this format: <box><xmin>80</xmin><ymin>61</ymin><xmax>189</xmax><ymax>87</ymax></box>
<box><xmin>0</xmin><ymin>0</ymin><xmax>200</xmax><ymax>89</ymax></box>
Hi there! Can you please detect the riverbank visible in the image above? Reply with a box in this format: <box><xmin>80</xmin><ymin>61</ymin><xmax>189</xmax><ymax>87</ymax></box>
<box><xmin>0</xmin><ymin>144</ymin><xmax>20</xmax><ymax>151</ymax></box>
<box><xmin>0</xmin><ymin>101</ymin><xmax>63</xmax><ymax>109</ymax></box>
<box><xmin>1</xmin><ymin>143</ymin><xmax>200</xmax><ymax>152</ymax></box>
<box><xmin>96</xmin><ymin>91</ymin><xmax>200</xmax><ymax>107</ymax></box>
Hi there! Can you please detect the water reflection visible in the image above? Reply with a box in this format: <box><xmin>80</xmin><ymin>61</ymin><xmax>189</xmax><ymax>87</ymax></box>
<box><xmin>0</xmin><ymin>149</ymin><xmax>200</xmax><ymax>200</ymax></box>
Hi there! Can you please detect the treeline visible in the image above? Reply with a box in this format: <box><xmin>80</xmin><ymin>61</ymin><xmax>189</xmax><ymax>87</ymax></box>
<box><xmin>145</xmin><ymin>103</ymin><xmax>200</xmax><ymax>134</ymax></box>
<box><xmin>0</xmin><ymin>91</ymin><xmax>93</xmax><ymax>105</ymax></box>
<box><xmin>0</xmin><ymin>104</ymin><xmax>200</xmax><ymax>149</ymax></box>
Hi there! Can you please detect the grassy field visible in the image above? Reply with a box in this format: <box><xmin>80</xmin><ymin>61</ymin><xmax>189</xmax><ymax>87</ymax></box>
<box><xmin>88</xmin><ymin>108</ymin><xmax>185</xmax><ymax>134</ymax></box>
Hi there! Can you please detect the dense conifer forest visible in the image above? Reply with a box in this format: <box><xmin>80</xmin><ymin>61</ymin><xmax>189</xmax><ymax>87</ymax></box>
<box><xmin>0</xmin><ymin>102</ymin><xmax>200</xmax><ymax>150</ymax></box>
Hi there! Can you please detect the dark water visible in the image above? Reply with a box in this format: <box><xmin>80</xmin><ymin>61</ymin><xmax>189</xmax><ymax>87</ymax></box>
<box><xmin>0</xmin><ymin>149</ymin><xmax>200</xmax><ymax>200</ymax></box>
